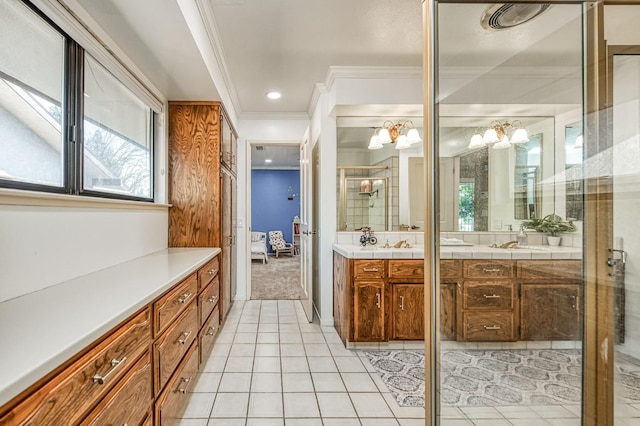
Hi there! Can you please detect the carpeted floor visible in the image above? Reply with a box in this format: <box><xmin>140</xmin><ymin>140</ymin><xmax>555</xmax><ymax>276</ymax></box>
<box><xmin>364</xmin><ymin>349</ymin><xmax>640</xmax><ymax>408</ymax></box>
<box><xmin>251</xmin><ymin>254</ymin><xmax>303</xmax><ymax>300</ymax></box>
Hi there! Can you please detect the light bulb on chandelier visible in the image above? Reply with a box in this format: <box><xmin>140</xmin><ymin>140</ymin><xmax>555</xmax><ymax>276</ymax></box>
<box><xmin>468</xmin><ymin>120</ymin><xmax>529</xmax><ymax>150</ymax></box>
<box><xmin>368</xmin><ymin>120</ymin><xmax>422</xmax><ymax>150</ymax></box>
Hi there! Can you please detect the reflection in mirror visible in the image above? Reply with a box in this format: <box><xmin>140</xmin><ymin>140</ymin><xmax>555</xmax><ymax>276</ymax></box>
<box><xmin>514</xmin><ymin>135</ymin><xmax>542</xmax><ymax>220</ymax></box>
<box><xmin>336</xmin><ymin>166</ymin><xmax>389</xmax><ymax>231</ymax></box>
<box><xmin>565</xmin><ymin>123</ymin><xmax>584</xmax><ymax>221</ymax></box>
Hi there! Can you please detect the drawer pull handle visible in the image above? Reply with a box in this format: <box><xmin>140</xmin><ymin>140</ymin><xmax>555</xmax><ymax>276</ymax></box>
<box><xmin>178</xmin><ymin>331</ymin><xmax>193</xmax><ymax>345</ymax></box>
<box><xmin>363</xmin><ymin>268</ymin><xmax>379</xmax><ymax>272</ymax></box>
<box><xmin>206</xmin><ymin>326</ymin><xmax>217</xmax><ymax>336</ymax></box>
<box><xmin>179</xmin><ymin>376</ymin><xmax>193</xmax><ymax>394</ymax></box>
<box><xmin>376</xmin><ymin>293</ymin><xmax>381</xmax><ymax>309</ymax></box>
<box><xmin>208</xmin><ymin>268</ymin><xmax>218</xmax><ymax>276</ymax></box>
<box><xmin>208</xmin><ymin>295</ymin><xmax>218</xmax><ymax>304</ymax></box>
<box><xmin>92</xmin><ymin>356</ymin><xmax>127</xmax><ymax>385</ymax></box>
<box><xmin>482</xmin><ymin>268</ymin><xmax>502</xmax><ymax>273</ymax></box>
<box><xmin>483</xmin><ymin>294</ymin><xmax>501</xmax><ymax>299</ymax></box>
<box><xmin>399</xmin><ymin>295</ymin><xmax>405</xmax><ymax>311</ymax></box>
<box><xmin>178</xmin><ymin>293</ymin><xmax>192</xmax><ymax>304</ymax></box>
<box><xmin>483</xmin><ymin>325</ymin><xmax>501</xmax><ymax>330</ymax></box>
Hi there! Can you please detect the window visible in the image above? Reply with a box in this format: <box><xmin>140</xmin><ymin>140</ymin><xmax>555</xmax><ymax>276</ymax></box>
<box><xmin>0</xmin><ymin>0</ymin><xmax>65</xmax><ymax>189</ymax></box>
<box><xmin>458</xmin><ymin>181</ymin><xmax>475</xmax><ymax>231</ymax></box>
<box><xmin>0</xmin><ymin>0</ymin><xmax>154</xmax><ymax>201</ymax></box>
<box><xmin>83</xmin><ymin>55</ymin><xmax>152</xmax><ymax>199</ymax></box>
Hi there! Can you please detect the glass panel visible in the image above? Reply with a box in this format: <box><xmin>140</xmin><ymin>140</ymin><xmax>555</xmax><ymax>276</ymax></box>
<box><xmin>608</xmin><ymin>24</ymin><xmax>640</xmax><ymax>424</ymax></box>
<box><xmin>0</xmin><ymin>0</ymin><xmax>65</xmax><ymax>187</ymax></box>
<box><xmin>83</xmin><ymin>55</ymin><xmax>152</xmax><ymax>198</ymax></box>
<box><xmin>434</xmin><ymin>3</ymin><xmax>584</xmax><ymax>424</ymax></box>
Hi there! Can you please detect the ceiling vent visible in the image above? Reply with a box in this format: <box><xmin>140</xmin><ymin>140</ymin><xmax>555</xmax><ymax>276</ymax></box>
<box><xmin>255</xmin><ymin>146</ymin><xmax>264</xmax><ymax>151</ymax></box>
<box><xmin>481</xmin><ymin>3</ymin><xmax>551</xmax><ymax>31</ymax></box>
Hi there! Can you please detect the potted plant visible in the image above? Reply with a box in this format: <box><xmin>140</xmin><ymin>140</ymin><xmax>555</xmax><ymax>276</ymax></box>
<box><xmin>521</xmin><ymin>214</ymin><xmax>577</xmax><ymax>246</ymax></box>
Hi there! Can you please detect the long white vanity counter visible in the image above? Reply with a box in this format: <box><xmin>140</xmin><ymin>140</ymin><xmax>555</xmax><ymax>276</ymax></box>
<box><xmin>332</xmin><ymin>243</ymin><xmax>582</xmax><ymax>260</ymax></box>
<box><xmin>0</xmin><ymin>247</ymin><xmax>220</xmax><ymax>407</ymax></box>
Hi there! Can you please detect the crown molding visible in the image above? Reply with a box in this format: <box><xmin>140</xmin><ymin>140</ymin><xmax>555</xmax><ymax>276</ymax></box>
<box><xmin>325</xmin><ymin>66</ymin><xmax>423</xmax><ymax>92</ymax></box>
<box><xmin>239</xmin><ymin>112</ymin><xmax>310</xmax><ymax>121</ymax></box>
<box><xmin>307</xmin><ymin>83</ymin><xmax>328</xmax><ymax>118</ymax></box>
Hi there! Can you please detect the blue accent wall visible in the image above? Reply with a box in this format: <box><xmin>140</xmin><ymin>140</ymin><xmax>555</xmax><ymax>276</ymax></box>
<box><xmin>251</xmin><ymin>169</ymin><xmax>300</xmax><ymax>253</ymax></box>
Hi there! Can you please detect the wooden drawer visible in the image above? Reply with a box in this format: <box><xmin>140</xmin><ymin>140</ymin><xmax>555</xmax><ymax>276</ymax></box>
<box><xmin>198</xmin><ymin>256</ymin><xmax>220</xmax><ymax>292</ymax></box>
<box><xmin>0</xmin><ymin>309</ymin><xmax>151</xmax><ymax>426</ymax></box>
<box><xmin>353</xmin><ymin>260</ymin><xmax>385</xmax><ymax>280</ymax></box>
<box><xmin>517</xmin><ymin>260</ymin><xmax>581</xmax><ymax>281</ymax></box>
<box><xmin>154</xmin><ymin>273</ymin><xmax>197</xmax><ymax>336</ymax></box>
<box><xmin>463</xmin><ymin>311</ymin><xmax>516</xmax><ymax>341</ymax></box>
<box><xmin>155</xmin><ymin>342</ymin><xmax>199</xmax><ymax>426</ymax></box>
<box><xmin>199</xmin><ymin>304</ymin><xmax>221</xmax><ymax>367</ymax></box>
<box><xmin>440</xmin><ymin>260</ymin><xmax>462</xmax><ymax>280</ymax></box>
<box><xmin>198</xmin><ymin>276</ymin><xmax>220</xmax><ymax>327</ymax></box>
<box><xmin>154</xmin><ymin>301</ymin><xmax>197</xmax><ymax>394</ymax></box>
<box><xmin>389</xmin><ymin>260</ymin><xmax>424</xmax><ymax>280</ymax></box>
<box><xmin>81</xmin><ymin>351</ymin><xmax>152</xmax><ymax>426</ymax></box>
<box><xmin>464</xmin><ymin>260</ymin><xmax>514</xmax><ymax>278</ymax></box>
<box><xmin>463</xmin><ymin>281</ymin><xmax>514</xmax><ymax>310</ymax></box>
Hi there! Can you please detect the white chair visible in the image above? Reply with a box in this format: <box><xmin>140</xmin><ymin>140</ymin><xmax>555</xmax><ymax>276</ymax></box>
<box><xmin>268</xmin><ymin>230</ymin><xmax>294</xmax><ymax>258</ymax></box>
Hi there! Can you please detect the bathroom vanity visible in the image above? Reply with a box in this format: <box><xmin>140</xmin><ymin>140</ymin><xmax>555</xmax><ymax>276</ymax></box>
<box><xmin>333</xmin><ymin>243</ymin><xmax>582</xmax><ymax>345</ymax></box>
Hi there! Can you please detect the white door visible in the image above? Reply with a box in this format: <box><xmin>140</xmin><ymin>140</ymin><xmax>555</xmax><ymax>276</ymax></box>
<box><xmin>299</xmin><ymin>133</ymin><xmax>313</xmax><ymax>322</ymax></box>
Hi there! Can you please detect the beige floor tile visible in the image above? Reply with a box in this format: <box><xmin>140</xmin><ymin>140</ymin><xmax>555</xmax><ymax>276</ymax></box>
<box><xmin>218</xmin><ymin>372</ymin><xmax>252</xmax><ymax>393</ymax></box>
<box><xmin>316</xmin><ymin>392</ymin><xmax>357</xmax><ymax>417</ymax></box>
<box><xmin>282</xmin><ymin>372</ymin><xmax>314</xmax><ymax>392</ymax></box>
<box><xmin>350</xmin><ymin>392</ymin><xmax>394</xmax><ymax>418</ymax></box>
<box><xmin>210</xmin><ymin>393</ymin><xmax>249</xmax><ymax>418</ymax></box>
<box><xmin>248</xmin><ymin>392</ymin><xmax>284</xmax><ymax>418</ymax></box>
<box><xmin>224</xmin><ymin>356</ymin><xmax>254</xmax><ymax>373</ymax></box>
<box><xmin>281</xmin><ymin>356</ymin><xmax>309</xmax><ymax>373</ymax></box>
<box><xmin>307</xmin><ymin>356</ymin><xmax>338</xmax><ymax>373</ymax></box>
<box><xmin>283</xmin><ymin>393</ymin><xmax>320</xmax><ymax>418</ymax></box>
<box><xmin>251</xmin><ymin>372</ymin><xmax>282</xmax><ymax>392</ymax></box>
<box><xmin>311</xmin><ymin>372</ymin><xmax>346</xmax><ymax>392</ymax></box>
<box><xmin>181</xmin><ymin>392</ymin><xmax>216</xmax><ymax>418</ymax></box>
<box><xmin>340</xmin><ymin>372</ymin><xmax>379</xmax><ymax>392</ymax></box>
<box><xmin>280</xmin><ymin>343</ymin><xmax>306</xmax><ymax>357</ymax></box>
<box><xmin>253</xmin><ymin>356</ymin><xmax>281</xmax><ymax>373</ymax></box>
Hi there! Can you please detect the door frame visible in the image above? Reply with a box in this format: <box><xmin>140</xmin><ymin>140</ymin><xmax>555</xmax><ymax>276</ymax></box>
<box><xmin>244</xmin><ymin>139</ymin><xmax>302</xmax><ymax>301</ymax></box>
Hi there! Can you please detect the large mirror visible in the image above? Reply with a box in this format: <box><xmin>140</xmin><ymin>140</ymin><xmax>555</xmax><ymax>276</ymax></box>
<box><xmin>336</xmin><ymin>115</ymin><xmax>560</xmax><ymax>232</ymax></box>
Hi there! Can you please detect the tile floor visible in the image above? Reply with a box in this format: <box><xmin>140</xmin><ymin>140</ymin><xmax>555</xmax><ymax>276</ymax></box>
<box><xmin>178</xmin><ymin>300</ymin><xmax>592</xmax><ymax>425</ymax></box>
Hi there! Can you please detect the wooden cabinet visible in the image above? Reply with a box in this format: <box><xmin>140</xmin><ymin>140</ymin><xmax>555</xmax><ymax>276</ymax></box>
<box><xmin>155</xmin><ymin>342</ymin><xmax>199</xmax><ymax>426</ymax></box>
<box><xmin>519</xmin><ymin>260</ymin><xmax>581</xmax><ymax>341</ymax></box>
<box><xmin>81</xmin><ymin>352</ymin><xmax>152</xmax><ymax>426</ymax></box>
<box><xmin>333</xmin><ymin>253</ymin><xmax>582</xmax><ymax>344</ymax></box>
<box><xmin>392</xmin><ymin>284</ymin><xmax>424</xmax><ymax>340</ymax></box>
<box><xmin>458</xmin><ymin>261</ymin><xmax>517</xmax><ymax>342</ymax></box>
<box><xmin>168</xmin><ymin>101</ymin><xmax>236</xmax><ymax>325</ymax></box>
<box><xmin>0</xmin><ymin>254</ymin><xmax>221</xmax><ymax>426</ymax></box>
<box><xmin>353</xmin><ymin>281</ymin><xmax>385</xmax><ymax>341</ymax></box>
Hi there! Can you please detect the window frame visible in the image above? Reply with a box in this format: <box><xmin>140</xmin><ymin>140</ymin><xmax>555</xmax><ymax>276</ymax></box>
<box><xmin>0</xmin><ymin>0</ymin><xmax>155</xmax><ymax>202</ymax></box>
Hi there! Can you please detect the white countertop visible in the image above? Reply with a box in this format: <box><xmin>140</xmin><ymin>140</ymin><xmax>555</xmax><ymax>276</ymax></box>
<box><xmin>0</xmin><ymin>247</ymin><xmax>220</xmax><ymax>407</ymax></box>
<box><xmin>332</xmin><ymin>243</ymin><xmax>582</xmax><ymax>260</ymax></box>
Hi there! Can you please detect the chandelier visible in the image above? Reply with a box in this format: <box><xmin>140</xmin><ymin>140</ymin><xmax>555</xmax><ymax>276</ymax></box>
<box><xmin>368</xmin><ymin>120</ymin><xmax>422</xmax><ymax>150</ymax></box>
<box><xmin>468</xmin><ymin>120</ymin><xmax>529</xmax><ymax>150</ymax></box>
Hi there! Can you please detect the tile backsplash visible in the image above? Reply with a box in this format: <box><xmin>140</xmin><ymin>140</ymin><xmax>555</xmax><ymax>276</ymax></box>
<box><xmin>335</xmin><ymin>230</ymin><xmax>582</xmax><ymax>248</ymax></box>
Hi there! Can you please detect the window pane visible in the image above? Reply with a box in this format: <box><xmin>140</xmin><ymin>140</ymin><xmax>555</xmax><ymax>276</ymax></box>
<box><xmin>83</xmin><ymin>55</ymin><xmax>152</xmax><ymax>199</ymax></box>
<box><xmin>0</xmin><ymin>0</ymin><xmax>65</xmax><ymax>187</ymax></box>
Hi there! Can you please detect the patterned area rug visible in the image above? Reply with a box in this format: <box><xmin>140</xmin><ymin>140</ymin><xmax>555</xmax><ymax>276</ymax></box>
<box><xmin>365</xmin><ymin>349</ymin><xmax>640</xmax><ymax>408</ymax></box>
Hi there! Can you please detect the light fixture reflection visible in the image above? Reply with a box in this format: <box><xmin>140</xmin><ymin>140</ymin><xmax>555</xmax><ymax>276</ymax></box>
<box><xmin>368</xmin><ymin>120</ymin><xmax>421</xmax><ymax>150</ymax></box>
<box><xmin>468</xmin><ymin>120</ymin><xmax>529</xmax><ymax>150</ymax></box>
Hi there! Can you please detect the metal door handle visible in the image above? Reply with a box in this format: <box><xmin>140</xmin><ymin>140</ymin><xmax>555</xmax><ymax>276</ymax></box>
<box><xmin>399</xmin><ymin>295</ymin><xmax>405</xmax><ymax>311</ymax></box>
<box><xmin>177</xmin><ymin>331</ymin><xmax>192</xmax><ymax>345</ymax></box>
<box><xmin>178</xmin><ymin>293</ymin><xmax>192</xmax><ymax>304</ymax></box>
<box><xmin>483</xmin><ymin>294</ymin><xmax>501</xmax><ymax>299</ymax></box>
<box><xmin>376</xmin><ymin>293</ymin><xmax>381</xmax><ymax>309</ymax></box>
<box><xmin>363</xmin><ymin>268</ymin><xmax>379</xmax><ymax>272</ymax></box>
<box><xmin>179</xmin><ymin>376</ymin><xmax>193</xmax><ymax>394</ymax></box>
<box><xmin>92</xmin><ymin>357</ymin><xmax>127</xmax><ymax>385</ymax></box>
<box><xmin>482</xmin><ymin>268</ymin><xmax>502</xmax><ymax>273</ymax></box>
<box><xmin>483</xmin><ymin>325</ymin><xmax>501</xmax><ymax>330</ymax></box>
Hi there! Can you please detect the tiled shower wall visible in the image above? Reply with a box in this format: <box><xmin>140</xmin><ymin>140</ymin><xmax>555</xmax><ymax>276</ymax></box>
<box><xmin>337</xmin><ymin>156</ymin><xmax>400</xmax><ymax>231</ymax></box>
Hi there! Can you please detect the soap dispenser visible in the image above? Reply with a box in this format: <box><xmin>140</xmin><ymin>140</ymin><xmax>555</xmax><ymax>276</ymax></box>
<box><xmin>517</xmin><ymin>223</ymin><xmax>528</xmax><ymax>247</ymax></box>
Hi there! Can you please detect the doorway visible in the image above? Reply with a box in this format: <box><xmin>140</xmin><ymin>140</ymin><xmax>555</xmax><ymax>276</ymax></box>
<box><xmin>247</xmin><ymin>143</ymin><xmax>302</xmax><ymax>300</ymax></box>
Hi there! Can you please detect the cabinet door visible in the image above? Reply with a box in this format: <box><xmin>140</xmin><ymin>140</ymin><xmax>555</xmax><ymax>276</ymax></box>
<box><xmin>353</xmin><ymin>281</ymin><xmax>385</xmax><ymax>341</ymax></box>
<box><xmin>168</xmin><ymin>103</ymin><xmax>221</xmax><ymax>248</ymax></box>
<box><xmin>440</xmin><ymin>282</ymin><xmax>457</xmax><ymax>341</ymax></box>
<box><xmin>220</xmin><ymin>168</ymin><xmax>235</xmax><ymax>321</ymax></box>
<box><xmin>521</xmin><ymin>284</ymin><xmax>581</xmax><ymax>340</ymax></box>
<box><xmin>392</xmin><ymin>284</ymin><xmax>424</xmax><ymax>340</ymax></box>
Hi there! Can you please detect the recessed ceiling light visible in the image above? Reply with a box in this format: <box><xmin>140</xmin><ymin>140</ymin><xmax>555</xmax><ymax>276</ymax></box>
<box><xmin>265</xmin><ymin>159</ymin><xmax>272</xmax><ymax>163</ymax></box>
<box><xmin>266</xmin><ymin>91</ymin><xmax>281</xmax><ymax>100</ymax></box>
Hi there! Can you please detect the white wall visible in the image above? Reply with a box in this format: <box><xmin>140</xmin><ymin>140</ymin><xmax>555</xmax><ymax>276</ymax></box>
<box><xmin>237</xmin><ymin>117</ymin><xmax>310</xmax><ymax>301</ymax></box>
<box><xmin>0</xmin><ymin>203</ymin><xmax>167</xmax><ymax>302</ymax></box>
